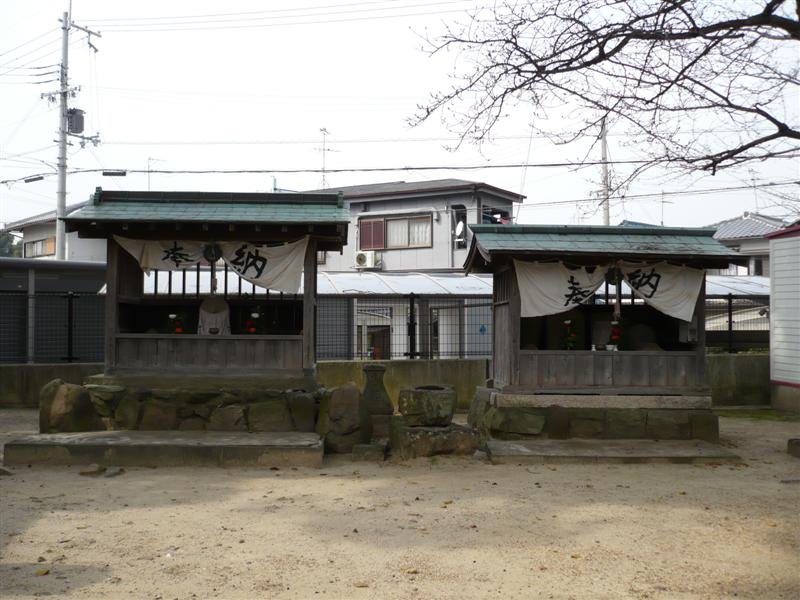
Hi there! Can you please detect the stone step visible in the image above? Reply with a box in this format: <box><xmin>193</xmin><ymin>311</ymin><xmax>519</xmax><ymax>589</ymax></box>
<box><xmin>493</xmin><ymin>393</ymin><xmax>711</xmax><ymax>410</ymax></box>
<box><xmin>487</xmin><ymin>438</ymin><xmax>739</xmax><ymax>464</ymax></box>
<box><xmin>3</xmin><ymin>431</ymin><xmax>323</xmax><ymax>468</ymax></box>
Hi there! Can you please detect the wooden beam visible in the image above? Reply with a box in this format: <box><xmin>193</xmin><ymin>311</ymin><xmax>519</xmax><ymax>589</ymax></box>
<box><xmin>302</xmin><ymin>238</ymin><xmax>318</xmax><ymax>370</ymax></box>
<box><xmin>695</xmin><ymin>277</ymin><xmax>707</xmax><ymax>386</ymax></box>
<box><xmin>104</xmin><ymin>238</ymin><xmax>120</xmax><ymax>373</ymax></box>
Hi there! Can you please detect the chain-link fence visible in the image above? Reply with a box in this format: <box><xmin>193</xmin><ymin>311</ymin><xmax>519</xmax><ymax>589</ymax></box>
<box><xmin>0</xmin><ymin>289</ymin><xmax>770</xmax><ymax>363</ymax></box>
<box><xmin>316</xmin><ymin>295</ymin><xmax>493</xmax><ymax>361</ymax></box>
<box><xmin>705</xmin><ymin>294</ymin><xmax>770</xmax><ymax>351</ymax></box>
<box><xmin>0</xmin><ymin>292</ymin><xmax>105</xmax><ymax>363</ymax></box>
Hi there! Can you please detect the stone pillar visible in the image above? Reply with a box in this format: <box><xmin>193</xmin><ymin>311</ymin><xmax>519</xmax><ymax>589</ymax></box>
<box><xmin>360</xmin><ymin>363</ymin><xmax>393</xmax><ymax>442</ymax></box>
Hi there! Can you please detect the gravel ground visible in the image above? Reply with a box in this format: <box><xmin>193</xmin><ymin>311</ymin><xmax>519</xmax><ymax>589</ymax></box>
<box><xmin>0</xmin><ymin>409</ymin><xmax>798</xmax><ymax>600</ymax></box>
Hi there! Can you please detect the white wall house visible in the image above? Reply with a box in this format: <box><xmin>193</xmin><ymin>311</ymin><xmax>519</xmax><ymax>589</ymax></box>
<box><xmin>711</xmin><ymin>212</ymin><xmax>788</xmax><ymax>276</ymax></box>
<box><xmin>310</xmin><ymin>179</ymin><xmax>524</xmax><ymax>273</ymax></box>
<box><xmin>768</xmin><ymin>223</ymin><xmax>800</xmax><ymax>412</ymax></box>
<box><xmin>1</xmin><ymin>201</ymin><xmax>107</xmax><ymax>262</ymax></box>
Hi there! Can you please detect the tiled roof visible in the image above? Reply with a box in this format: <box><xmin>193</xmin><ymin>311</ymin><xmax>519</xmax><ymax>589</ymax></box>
<box><xmin>306</xmin><ymin>179</ymin><xmax>525</xmax><ymax>201</ymax></box>
<box><xmin>466</xmin><ymin>224</ymin><xmax>738</xmax><ymax>268</ymax></box>
<box><xmin>63</xmin><ymin>190</ymin><xmax>350</xmax><ymax>225</ymax></box>
<box><xmin>2</xmin><ymin>201</ymin><xmax>88</xmax><ymax>232</ymax></box>
<box><xmin>710</xmin><ymin>212</ymin><xmax>787</xmax><ymax>241</ymax></box>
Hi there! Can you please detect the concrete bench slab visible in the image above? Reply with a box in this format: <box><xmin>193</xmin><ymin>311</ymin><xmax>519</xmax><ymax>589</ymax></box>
<box><xmin>3</xmin><ymin>431</ymin><xmax>323</xmax><ymax>468</ymax></box>
<box><xmin>493</xmin><ymin>393</ymin><xmax>712</xmax><ymax>410</ymax></box>
<box><xmin>487</xmin><ymin>438</ymin><xmax>739</xmax><ymax>464</ymax></box>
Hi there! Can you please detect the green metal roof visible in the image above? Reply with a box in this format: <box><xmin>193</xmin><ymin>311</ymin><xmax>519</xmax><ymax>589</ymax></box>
<box><xmin>63</xmin><ymin>189</ymin><xmax>350</xmax><ymax>225</ymax></box>
<box><xmin>466</xmin><ymin>224</ymin><xmax>741</xmax><ymax>270</ymax></box>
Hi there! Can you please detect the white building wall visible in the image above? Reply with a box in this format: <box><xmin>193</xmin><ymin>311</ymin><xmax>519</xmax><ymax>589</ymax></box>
<box><xmin>21</xmin><ymin>223</ymin><xmax>106</xmax><ymax>262</ymax></box>
<box><xmin>322</xmin><ymin>194</ymin><xmax>511</xmax><ymax>272</ymax></box>
<box><xmin>770</xmin><ymin>234</ymin><xmax>800</xmax><ymax>388</ymax></box>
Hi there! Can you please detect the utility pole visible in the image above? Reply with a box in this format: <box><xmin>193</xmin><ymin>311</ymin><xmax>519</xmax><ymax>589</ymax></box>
<box><xmin>147</xmin><ymin>157</ymin><xmax>164</xmax><ymax>191</ymax></box>
<box><xmin>54</xmin><ymin>11</ymin><xmax>69</xmax><ymax>260</ymax></box>
<box><xmin>46</xmin><ymin>11</ymin><xmax>101</xmax><ymax>259</ymax></box>
<box><xmin>600</xmin><ymin>116</ymin><xmax>610</xmax><ymax>226</ymax></box>
<box><xmin>319</xmin><ymin>128</ymin><xmax>330</xmax><ymax>189</ymax></box>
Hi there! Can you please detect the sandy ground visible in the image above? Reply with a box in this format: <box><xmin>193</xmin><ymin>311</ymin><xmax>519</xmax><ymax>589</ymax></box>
<box><xmin>0</xmin><ymin>409</ymin><xmax>798</xmax><ymax>600</ymax></box>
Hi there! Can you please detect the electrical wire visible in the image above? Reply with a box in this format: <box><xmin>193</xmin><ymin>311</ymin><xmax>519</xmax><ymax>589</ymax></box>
<box><xmin>0</xmin><ymin>37</ymin><xmax>62</xmax><ymax>70</ymax></box>
<box><xmin>0</xmin><ymin>29</ymin><xmax>59</xmax><ymax>59</ymax></box>
<box><xmin>83</xmin><ymin>0</ymin><xmax>475</xmax><ymax>26</ymax></box>
<box><xmin>81</xmin><ymin>0</ymin><xmax>469</xmax><ymax>22</ymax></box>
<box><xmin>87</xmin><ymin>7</ymin><xmax>479</xmax><ymax>32</ymax></box>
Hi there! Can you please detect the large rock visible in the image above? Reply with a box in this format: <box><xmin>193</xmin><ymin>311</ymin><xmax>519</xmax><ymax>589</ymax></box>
<box><xmin>287</xmin><ymin>391</ymin><xmax>316</xmax><ymax>432</ymax></box>
<box><xmin>390</xmin><ymin>423</ymin><xmax>479</xmax><ymax>460</ymax></box>
<box><xmin>249</xmin><ymin>400</ymin><xmax>293</xmax><ymax>432</ymax></box>
<box><xmin>114</xmin><ymin>394</ymin><xmax>142</xmax><ymax>429</ymax></box>
<box><xmin>139</xmin><ymin>399</ymin><xmax>178</xmax><ymax>430</ymax></box>
<box><xmin>398</xmin><ymin>385</ymin><xmax>457</xmax><ymax>427</ymax></box>
<box><xmin>237</xmin><ymin>388</ymin><xmax>284</xmax><ymax>403</ymax></box>
<box><xmin>317</xmin><ymin>383</ymin><xmax>361</xmax><ymax>453</ymax></box>
<box><xmin>208</xmin><ymin>404</ymin><xmax>247</xmax><ymax>431</ymax></box>
<box><xmin>84</xmin><ymin>384</ymin><xmax>125</xmax><ymax>418</ymax></box>
<box><xmin>45</xmin><ymin>383</ymin><xmax>103</xmax><ymax>433</ymax></box>
<box><xmin>468</xmin><ymin>387</ymin><xmax>494</xmax><ymax>430</ymax></box>
<box><xmin>39</xmin><ymin>378</ymin><xmax>64</xmax><ymax>433</ymax></box>
<box><xmin>174</xmin><ymin>389</ymin><xmax>221</xmax><ymax>405</ymax></box>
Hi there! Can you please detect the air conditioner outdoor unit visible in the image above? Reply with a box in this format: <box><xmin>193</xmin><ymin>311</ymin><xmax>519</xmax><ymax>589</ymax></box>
<box><xmin>354</xmin><ymin>250</ymin><xmax>380</xmax><ymax>269</ymax></box>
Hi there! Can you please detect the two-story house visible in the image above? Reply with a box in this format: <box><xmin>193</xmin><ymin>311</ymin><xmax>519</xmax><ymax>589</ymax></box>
<box><xmin>309</xmin><ymin>179</ymin><xmax>524</xmax><ymax>272</ymax></box>
<box><xmin>709</xmin><ymin>212</ymin><xmax>789</xmax><ymax>276</ymax></box>
<box><xmin>1</xmin><ymin>201</ymin><xmax>107</xmax><ymax>262</ymax></box>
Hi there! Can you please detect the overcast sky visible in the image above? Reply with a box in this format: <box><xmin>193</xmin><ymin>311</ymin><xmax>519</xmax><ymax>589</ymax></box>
<box><xmin>1</xmin><ymin>0</ymin><xmax>798</xmax><ymax>230</ymax></box>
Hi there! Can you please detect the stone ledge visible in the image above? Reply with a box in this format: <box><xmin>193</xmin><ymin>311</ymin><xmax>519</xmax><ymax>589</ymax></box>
<box><xmin>493</xmin><ymin>393</ymin><xmax>712</xmax><ymax>410</ymax></box>
<box><xmin>487</xmin><ymin>438</ymin><xmax>739</xmax><ymax>464</ymax></box>
<box><xmin>3</xmin><ymin>431</ymin><xmax>323</xmax><ymax>468</ymax></box>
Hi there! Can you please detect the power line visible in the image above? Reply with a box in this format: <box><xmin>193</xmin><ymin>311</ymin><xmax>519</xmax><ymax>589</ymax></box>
<box><xmin>83</xmin><ymin>0</ymin><xmax>474</xmax><ymax>26</ymax></box>
<box><xmin>0</xmin><ymin>29</ymin><xmax>59</xmax><ymax>59</ymax></box>
<box><xmin>87</xmin><ymin>7</ymin><xmax>477</xmax><ymax>32</ymax></box>
<box><xmin>82</xmin><ymin>0</ymin><xmax>466</xmax><ymax>22</ymax></box>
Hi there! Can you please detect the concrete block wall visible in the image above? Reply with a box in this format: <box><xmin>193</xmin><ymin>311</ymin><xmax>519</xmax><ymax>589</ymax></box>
<box><xmin>317</xmin><ymin>359</ymin><xmax>489</xmax><ymax>410</ymax></box>
<box><xmin>0</xmin><ymin>363</ymin><xmax>102</xmax><ymax>408</ymax></box>
<box><xmin>705</xmin><ymin>354</ymin><xmax>770</xmax><ymax>406</ymax></box>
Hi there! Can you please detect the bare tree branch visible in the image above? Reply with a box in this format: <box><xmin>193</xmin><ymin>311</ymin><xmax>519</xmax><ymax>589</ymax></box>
<box><xmin>414</xmin><ymin>0</ymin><xmax>799</xmax><ymax>176</ymax></box>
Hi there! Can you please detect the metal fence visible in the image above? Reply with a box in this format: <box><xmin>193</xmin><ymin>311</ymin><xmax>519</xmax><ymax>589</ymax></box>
<box><xmin>0</xmin><ymin>292</ymin><xmax>105</xmax><ymax>364</ymax></box>
<box><xmin>705</xmin><ymin>294</ymin><xmax>770</xmax><ymax>351</ymax></box>
<box><xmin>0</xmin><ymin>289</ymin><xmax>769</xmax><ymax>364</ymax></box>
<box><xmin>316</xmin><ymin>295</ymin><xmax>493</xmax><ymax>361</ymax></box>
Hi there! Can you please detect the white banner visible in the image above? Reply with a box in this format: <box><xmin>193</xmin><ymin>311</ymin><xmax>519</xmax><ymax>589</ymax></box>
<box><xmin>514</xmin><ymin>260</ymin><xmax>609</xmax><ymax>318</ymax></box>
<box><xmin>115</xmin><ymin>235</ymin><xmax>309</xmax><ymax>294</ymax></box>
<box><xmin>220</xmin><ymin>237</ymin><xmax>308</xmax><ymax>294</ymax></box>
<box><xmin>114</xmin><ymin>236</ymin><xmax>205</xmax><ymax>270</ymax></box>
<box><xmin>620</xmin><ymin>261</ymin><xmax>704</xmax><ymax>322</ymax></box>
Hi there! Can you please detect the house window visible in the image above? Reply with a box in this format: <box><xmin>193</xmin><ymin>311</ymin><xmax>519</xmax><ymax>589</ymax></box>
<box><xmin>358</xmin><ymin>215</ymin><xmax>432</xmax><ymax>250</ymax></box>
<box><xmin>316</xmin><ymin>250</ymin><xmax>326</xmax><ymax>265</ymax></box>
<box><xmin>359</xmin><ymin>218</ymin><xmax>385</xmax><ymax>250</ymax></box>
<box><xmin>24</xmin><ymin>237</ymin><xmax>55</xmax><ymax>258</ymax></box>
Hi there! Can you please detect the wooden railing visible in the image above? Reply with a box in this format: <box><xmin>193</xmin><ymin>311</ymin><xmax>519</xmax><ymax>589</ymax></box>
<box><xmin>517</xmin><ymin>350</ymin><xmax>703</xmax><ymax>390</ymax></box>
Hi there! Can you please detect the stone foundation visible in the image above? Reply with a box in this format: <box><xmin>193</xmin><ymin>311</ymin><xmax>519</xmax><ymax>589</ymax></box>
<box><xmin>40</xmin><ymin>380</ymin><xmax>323</xmax><ymax>434</ymax></box>
<box><xmin>470</xmin><ymin>389</ymin><xmax>720</xmax><ymax>442</ymax></box>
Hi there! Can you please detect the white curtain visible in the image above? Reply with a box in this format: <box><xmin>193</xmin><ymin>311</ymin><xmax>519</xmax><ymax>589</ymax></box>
<box><xmin>386</xmin><ymin>219</ymin><xmax>408</xmax><ymax>248</ymax></box>
<box><xmin>220</xmin><ymin>237</ymin><xmax>308</xmax><ymax>294</ymax></box>
<box><xmin>114</xmin><ymin>236</ymin><xmax>204</xmax><ymax>270</ymax></box>
<box><xmin>409</xmin><ymin>217</ymin><xmax>431</xmax><ymax>246</ymax></box>
<box><xmin>115</xmin><ymin>235</ymin><xmax>309</xmax><ymax>294</ymax></box>
<box><xmin>620</xmin><ymin>261</ymin><xmax>704</xmax><ymax>322</ymax></box>
<box><xmin>514</xmin><ymin>260</ymin><xmax>609</xmax><ymax>318</ymax></box>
